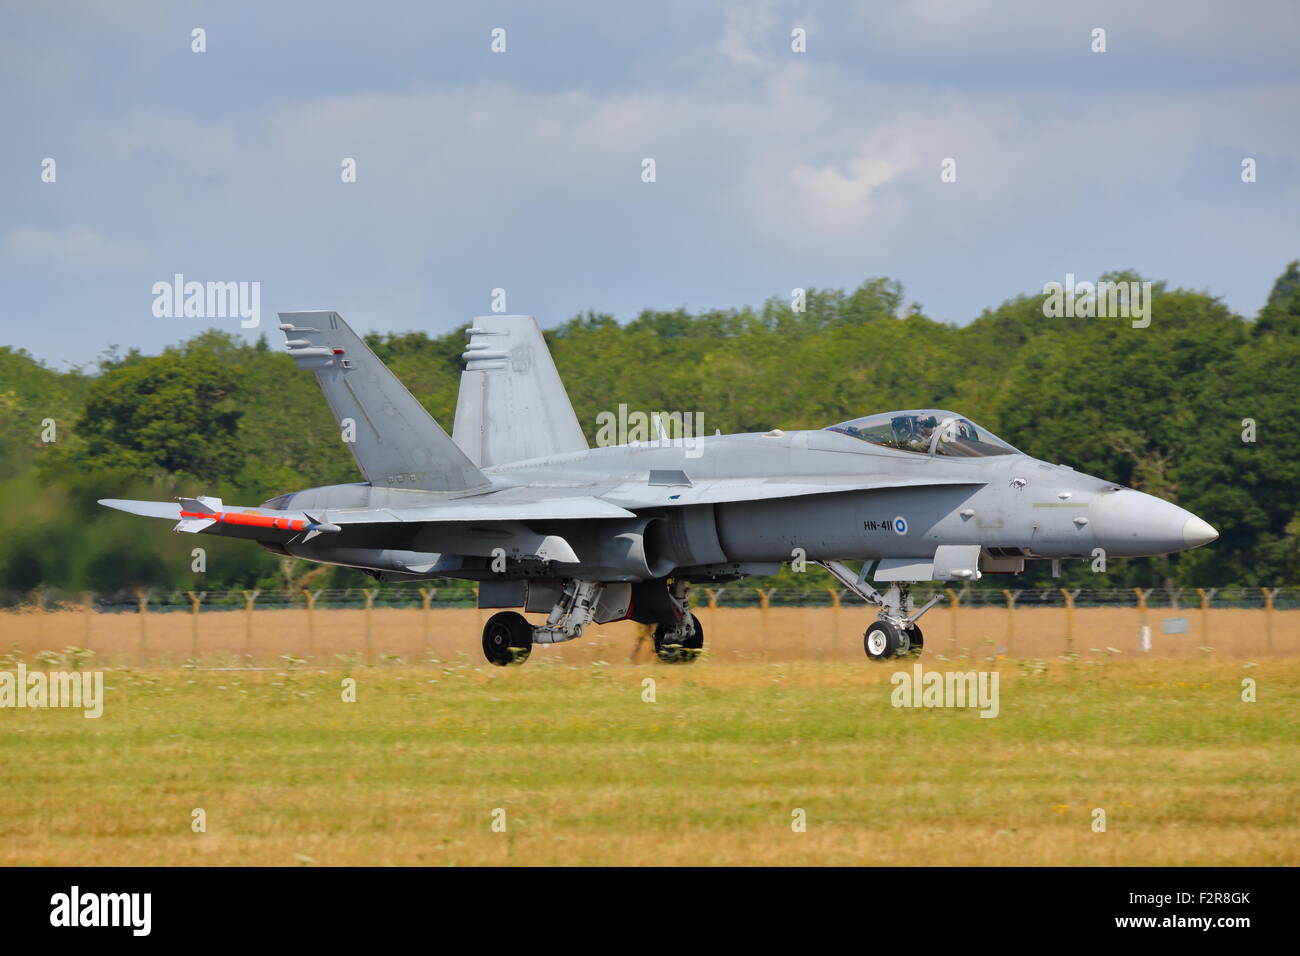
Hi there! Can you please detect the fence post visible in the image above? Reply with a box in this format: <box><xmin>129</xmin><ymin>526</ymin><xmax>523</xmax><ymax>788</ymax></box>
<box><xmin>944</xmin><ymin>588</ymin><xmax>958</xmax><ymax>655</ymax></box>
<box><xmin>705</xmin><ymin>588</ymin><xmax>721</xmax><ymax>660</ymax></box>
<box><xmin>1264</xmin><ymin>588</ymin><xmax>1276</xmax><ymax>652</ymax></box>
<box><xmin>241</xmin><ymin>590</ymin><xmax>259</xmax><ymax>661</ymax></box>
<box><xmin>303</xmin><ymin>589</ymin><xmax>320</xmax><ymax>657</ymax></box>
<box><xmin>1134</xmin><ymin>588</ymin><xmax>1151</xmax><ymax>651</ymax></box>
<box><xmin>1002</xmin><ymin>589</ymin><xmax>1018</xmax><ymax>656</ymax></box>
<box><xmin>1194</xmin><ymin>587</ymin><xmax>1216</xmax><ymax>647</ymax></box>
<box><xmin>81</xmin><ymin>591</ymin><xmax>94</xmax><ymax>651</ymax></box>
<box><xmin>827</xmin><ymin>588</ymin><xmax>841</xmax><ymax>660</ymax></box>
<box><xmin>364</xmin><ymin>588</ymin><xmax>377</xmax><ymax>664</ymax></box>
<box><xmin>31</xmin><ymin>587</ymin><xmax>46</xmax><ymax>646</ymax></box>
<box><xmin>418</xmin><ymin>587</ymin><xmax>434</xmax><ymax>658</ymax></box>
<box><xmin>756</xmin><ymin>589</ymin><xmax>771</xmax><ymax>659</ymax></box>
<box><xmin>185</xmin><ymin>590</ymin><xmax>205</xmax><ymax>659</ymax></box>
<box><xmin>135</xmin><ymin>587</ymin><xmax>150</xmax><ymax>663</ymax></box>
<box><xmin>1060</xmin><ymin>589</ymin><xmax>1078</xmax><ymax>655</ymax></box>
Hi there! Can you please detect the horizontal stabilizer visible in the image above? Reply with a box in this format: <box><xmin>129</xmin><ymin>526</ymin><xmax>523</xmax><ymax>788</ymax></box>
<box><xmin>99</xmin><ymin>498</ymin><xmax>183</xmax><ymax>520</ymax></box>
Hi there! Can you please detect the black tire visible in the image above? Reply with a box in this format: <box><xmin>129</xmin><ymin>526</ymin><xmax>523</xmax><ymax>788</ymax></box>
<box><xmin>904</xmin><ymin>623</ymin><xmax>924</xmax><ymax>657</ymax></box>
<box><xmin>653</xmin><ymin>613</ymin><xmax>704</xmax><ymax>663</ymax></box>
<box><xmin>863</xmin><ymin>619</ymin><xmax>903</xmax><ymax>661</ymax></box>
<box><xmin>482</xmin><ymin>611</ymin><xmax>533</xmax><ymax>666</ymax></box>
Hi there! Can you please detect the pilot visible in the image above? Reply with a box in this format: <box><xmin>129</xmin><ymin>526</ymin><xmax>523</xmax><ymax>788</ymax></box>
<box><xmin>890</xmin><ymin>416</ymin><xmax>918</xmax><ymax>446</ymax></box>
<box><xmin>914</xmin><ymin>415</ymin><xmax>941</xmax><ymax>451</ymax></box>
<box><xmin>889</xmin><ymin>415</ymin><xmax>929</xmax><ymax>452</ymax></box>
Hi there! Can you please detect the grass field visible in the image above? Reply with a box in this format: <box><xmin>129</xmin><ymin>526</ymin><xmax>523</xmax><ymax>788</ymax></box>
<box><xmin>2</xmin><ymin>656</ymin><xmax>1296</xmax><ymax>866</ymax></box>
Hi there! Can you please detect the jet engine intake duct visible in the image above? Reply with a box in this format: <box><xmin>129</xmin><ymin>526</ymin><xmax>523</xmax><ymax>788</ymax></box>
<box><xmin>648</xmin><ymin>504</ymin><xmax>728</xmax><ymax>568</ymax></box>
<box><xmin>590</xmin><ymin>516</ymin><xmax>676</xmax><ymax>579</ymax></box>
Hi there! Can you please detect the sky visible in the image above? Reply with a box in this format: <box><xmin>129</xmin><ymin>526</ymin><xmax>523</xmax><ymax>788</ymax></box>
<box><xmin>2</xmin><ymin>0</ymin><xmax>1298</xmax><ymax>369</ymax></box>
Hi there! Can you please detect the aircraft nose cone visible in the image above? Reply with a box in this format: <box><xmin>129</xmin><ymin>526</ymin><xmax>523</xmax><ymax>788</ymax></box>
<box><xmin>1183</xmin><ymin>515</ymin><xmax>1218</xmax><ymax>549</ymax></box>
<box><xmin>1092</xmin><ymin>489</ymin><xmax>1210</xmax><ymax>557</ymax></box>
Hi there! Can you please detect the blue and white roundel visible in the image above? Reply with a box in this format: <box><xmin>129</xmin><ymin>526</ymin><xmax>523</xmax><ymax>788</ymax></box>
<box><xmin>892</xmin><ymin>516</ymin><xmax>908</xmax><ymax>535</ymax></box>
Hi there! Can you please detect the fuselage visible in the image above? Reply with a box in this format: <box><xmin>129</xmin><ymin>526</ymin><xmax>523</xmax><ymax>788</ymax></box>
<box><xmin>271</xmin><ymin>425</ymin><xmax>1216</xmax><ymax>579</ymax></box>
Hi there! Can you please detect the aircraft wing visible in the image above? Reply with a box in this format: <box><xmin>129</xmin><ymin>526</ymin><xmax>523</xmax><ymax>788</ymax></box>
<box><xmin>323</xmin><ymin>495</ymin><xmax>636</xmax><ymax>524</ymax></box>
<box><xmin>598</xmin><ymin>474</ymin><xmax>985</xmax><ymax>509</ymax></box>
<box><xmin>99</xmin><ymin>493</ymin><xmax>636</xmax><ymax>533</ymax></box>
<box><xmin>100</xmin><ymin>476</ymin><xmax>968</xmax><ymax>532</ymax></box>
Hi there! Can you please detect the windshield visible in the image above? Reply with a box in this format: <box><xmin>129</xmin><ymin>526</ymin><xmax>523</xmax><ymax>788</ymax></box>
<box><xmin>826</xmin><ymin>409</ymin><xmax>1019</xmax><ymax>457</ymax></box>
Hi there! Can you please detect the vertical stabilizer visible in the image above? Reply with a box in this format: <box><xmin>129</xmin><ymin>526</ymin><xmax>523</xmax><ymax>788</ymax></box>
<box><xmin>279</xmin><ymin>311</ymin><xmax>488</xmax><ymax>493</ymax></box>
<box><xmin>452</xmin><ymin>315</ymin><xmax>589</xmax><ymax>466</ymax></box>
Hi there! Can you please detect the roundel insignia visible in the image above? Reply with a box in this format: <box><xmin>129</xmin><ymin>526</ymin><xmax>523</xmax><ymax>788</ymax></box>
<box><xmin>892</xmin><ymin>516</ymin><xmax>908</xmax><ymax>535</ymax></box>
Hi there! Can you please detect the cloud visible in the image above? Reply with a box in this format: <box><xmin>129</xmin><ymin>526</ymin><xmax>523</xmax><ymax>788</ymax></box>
<box><xmin>718</xmin><ymin>0</ymin><xmax>779</xmax><ymax>68</ymax></box>
<box><xmin>0</xmin><ymin>0</ymin><xmax>1296</xmax><ymax>366</ymax></box>
<box><xmin>58</xmin><ymin>60</ymin><xmax>1300</xmax><ymax>298</ymax></box>
<box><xmin>3</xmin><ymin>226</ymin><xmax>148</xmax><ymax>269</ymax></box>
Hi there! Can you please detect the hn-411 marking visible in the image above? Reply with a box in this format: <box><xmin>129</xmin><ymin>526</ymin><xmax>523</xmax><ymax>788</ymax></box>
<box><xmin>101</xmin><ymin>311</ymin><xmax>1218</xmax><ymax>665</ymax></box>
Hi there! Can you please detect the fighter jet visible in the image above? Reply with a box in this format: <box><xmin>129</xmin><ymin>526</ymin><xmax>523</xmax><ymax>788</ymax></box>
<box><xmin>100</xmin><ymin>311</ymin><xmax>1219</xmax><ymax>665</ymax></box>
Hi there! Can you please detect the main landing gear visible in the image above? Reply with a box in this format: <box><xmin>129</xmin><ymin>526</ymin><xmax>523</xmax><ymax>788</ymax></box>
<box><xmin>653</xmin><ymin>615</ymin><xmax>703</xmax><ymax>663</ymax></box>
<box><xmin>815</xmin><ymin>561</ymin><xmax>941</xmax><ymax>662</ymax></box>
<box><xmin>480</xmin><ymin>578</ymin><xmax>705</xmax><ymax>666</ymax></box>
<box><xmin>652</xmin><ymin>580</ymin><xmax>702</xmax><ymax>663</ymax></box>
<box><xmin>482</xmin><ymin>611</ymin><xmax>533</xmax><ymax>666</ymax></box>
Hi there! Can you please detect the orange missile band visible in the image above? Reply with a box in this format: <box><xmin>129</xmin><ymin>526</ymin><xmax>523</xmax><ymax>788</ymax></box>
<box><xmin>179</xmin><ymin>509</ymin><xmax>310</xmax><ymax>531</ymax></box>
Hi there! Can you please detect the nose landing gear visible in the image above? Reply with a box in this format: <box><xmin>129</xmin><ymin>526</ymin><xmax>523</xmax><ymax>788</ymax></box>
<box><xmin>863</xmin><ymin>619</ymin><xmax>925</xmax><ymax>661</ymax></box>
<box><xmin>816</xmin><ymin>561</ymin><xmax>941</xmax><ymax>662</ymax></box>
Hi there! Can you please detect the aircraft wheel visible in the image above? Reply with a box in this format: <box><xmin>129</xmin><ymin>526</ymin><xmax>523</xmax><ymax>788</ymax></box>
<box><xmin>863</xmin><ymin>620</ymin><xmax>903</xmax><ymax>661</ymax></box>
<box><xmin>482</xmin><ymin>611</ymin><xmax>533</xmax><ymax>666</ymax></box>
<box><xmin>903</xmin><ymin>623</ymin><xmax>925</xmax><ymax>658</ymax></box>
<box><xmin>654</xmin><ymin>613</ymin><xmax>703</xmax><ymax>663</ymax></box>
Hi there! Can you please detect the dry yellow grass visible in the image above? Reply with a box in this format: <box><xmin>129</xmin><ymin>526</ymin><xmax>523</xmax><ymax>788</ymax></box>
<box><xmin>0</xmin><ymin>657</ymin><xmax>1296</xmax><ymax>866</ymax></box>
<box><xmin>0</xmin><ymin>604</ymin><xmax>1292</xmax><ymax>666</ymax></box>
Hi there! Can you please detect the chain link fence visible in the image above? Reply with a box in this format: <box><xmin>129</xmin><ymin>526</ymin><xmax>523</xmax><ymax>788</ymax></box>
<box><xmin>2</xmin><ymin>585</ymin><xmax>1297</xmax><ymax>613</ymax></box>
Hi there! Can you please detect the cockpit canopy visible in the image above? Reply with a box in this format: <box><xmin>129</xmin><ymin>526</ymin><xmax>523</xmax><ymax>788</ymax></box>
<box><xmin>826</xmin><ymin>409</ymin><xmax>1020</xmax><ymax>458</ymax></box>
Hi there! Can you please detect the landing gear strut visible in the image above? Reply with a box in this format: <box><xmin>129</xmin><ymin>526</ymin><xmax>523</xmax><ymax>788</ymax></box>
<box><xmin>481</xmin><ymin>579</ymin><xmax>605</xmax><ymax>666</ymax></box>
<box><xmin>816</xmin><ymin>561</ymin><xmax>940</xmax><ymax>662</ymax></box>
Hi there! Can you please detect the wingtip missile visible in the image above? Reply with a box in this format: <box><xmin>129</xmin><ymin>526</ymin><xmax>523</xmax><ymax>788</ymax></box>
<box><xmin>171</xmin><ymin>500</ymin><xmax>344</xmax><ymax>537</ymax></box>
<box><xmin>301</xmin><ymin>513</ymin><xmax>342</xmax><ymax>541</ymax></box>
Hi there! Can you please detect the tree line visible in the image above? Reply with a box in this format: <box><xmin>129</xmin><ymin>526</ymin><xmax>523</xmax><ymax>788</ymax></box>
<box><xmin>1</xmin><ymin>262</ymin><xmax>1297</xmax><ymax>597</ymax></box>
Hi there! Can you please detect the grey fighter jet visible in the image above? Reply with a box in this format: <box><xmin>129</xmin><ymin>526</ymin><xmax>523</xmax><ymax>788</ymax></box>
<box><xmin>100</xmin><ymin>311</ymin><xmax>1218</xmax><ymax>665</ymax></box>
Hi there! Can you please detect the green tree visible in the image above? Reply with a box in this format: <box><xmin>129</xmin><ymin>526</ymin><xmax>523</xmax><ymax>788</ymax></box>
<box><xmin>71</xmin><ymin>352</ymin><xmax>244</xmax><ymax>482</ymax></box>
